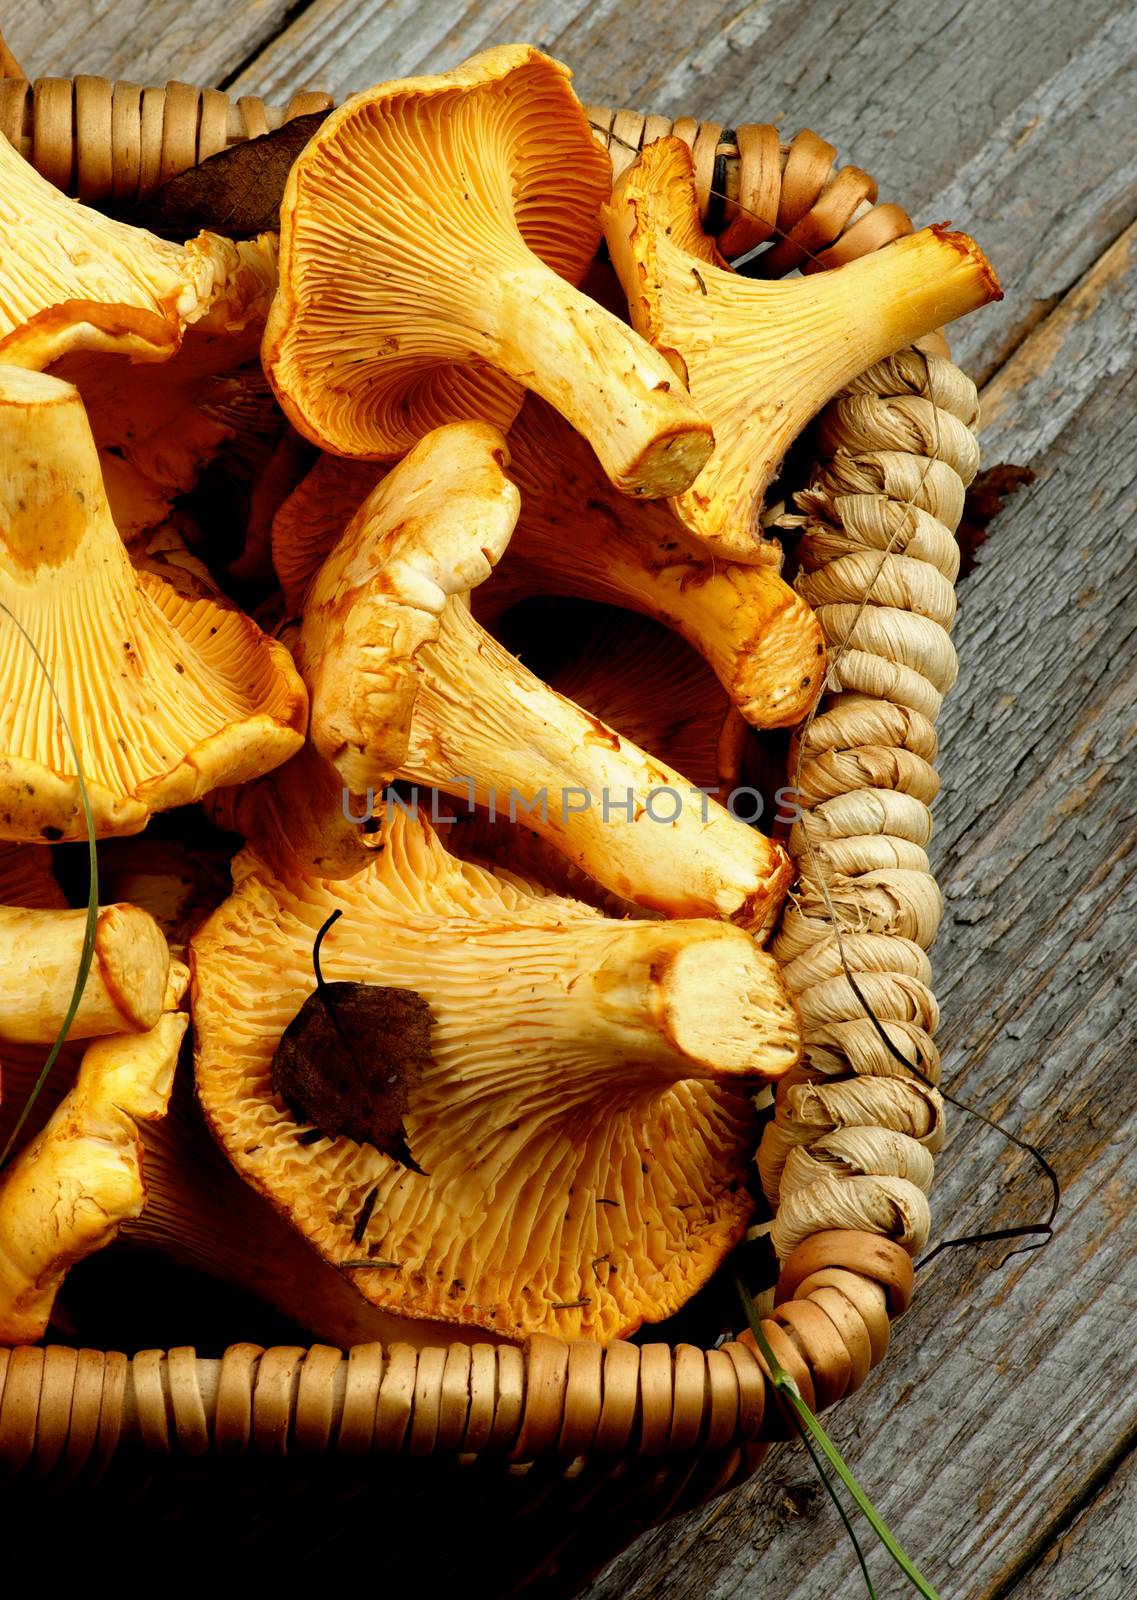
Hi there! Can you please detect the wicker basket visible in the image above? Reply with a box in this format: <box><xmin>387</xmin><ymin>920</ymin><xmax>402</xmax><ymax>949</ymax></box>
<box><xmin>0</xmin><ymin>54</ymin><xmax>977</xmax><ymax>1578</ymax></box>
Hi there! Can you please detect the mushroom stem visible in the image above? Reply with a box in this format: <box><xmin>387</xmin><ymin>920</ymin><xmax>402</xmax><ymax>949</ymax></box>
<box><xmin>487</xmin><ymin>267</ymin><xmax>712</xmax><ymax>496</ymax></box>
<box><xmin>417</xmin><ymin>601</ymin><xmax>788</xmax><ymax>928</ymax></box>
<box><xmin>209</xmin><ymin>741</ymin><xmax>382</xmax><ymax>881</ymax></box>
<box><xmin>604</xmin><ymin>137</ymin><xmax>1001</xmax><ymax>558</ymax></box>
<box><xmin>415</xmin><ymin>917</ymin><xmax>796</xmax><ymax>1105</ymax></box>
<box><xmin>379</xmin><ymin>599</ymin><xmax>789</xmax><ymax>930</ymax></box>
<box><xmin>649</xmin><ymin>566</ymin><xmax>823</xmax><ymax>729</ymax></box>
<box><xmin>0</xmin><ymin>903</ymin><xmax>170</xmax><ymax>1043</ymax></box>
<box><xmin>0</xmin><ymin>1011</ymin><xmax>187</xmax><ymax>1342</ymax></box>
<box><xmin>619</xmin><ymin>923</ymin><xmax>798</xmax><ymax>1077</ymax></box>
<box><xmin>0</xmin><ymin>365</ymin><xmax>106</xmax><ymax>557</ymax></box>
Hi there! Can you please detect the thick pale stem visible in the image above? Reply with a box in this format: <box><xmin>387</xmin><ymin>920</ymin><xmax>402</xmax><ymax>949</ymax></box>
<box><xmin>813</xmin><ymin>225</ymin><xmax>999</xmax><ymax>365</ymax></box>
<box><xmin>0</xmin><ymin>903</ymin><xmax>170</xmax><ymax>1043</ymax></box>
<box><xmin>491</xmin><ymin>268</ymin><xmax>713</xmax><ymax>497</ymax></box>
<box><xmin>0</xmin><ymin>1012</ymin><xmax>186</xmax><ymax>1342</ymax></box>
<box><xmin>481</xmin><ymin>917</ymin><xmax>798</xmax><ymax>1088</ymax></box>
<box><xmin>403</xmin><ymin>601</ymin><xmax>792</xmax><ymax>932</ymax></box>
<box><xmin>210</xmin><ymin>742</ymin><xmax>381</xmax><ymax>881</ymax></box>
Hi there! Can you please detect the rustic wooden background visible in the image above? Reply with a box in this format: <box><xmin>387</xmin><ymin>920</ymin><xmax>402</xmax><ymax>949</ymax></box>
<box><xmin>5</xmin><ymin>1</ymin><xmax>1135</xmax><ymax>1595</ymax></box>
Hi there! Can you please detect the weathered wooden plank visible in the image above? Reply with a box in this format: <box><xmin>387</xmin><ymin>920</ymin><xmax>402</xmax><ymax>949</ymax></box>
<box><xmin>979</xmin><ymin>217</ymin><xmax>1137</xmax><ymax>462</ymax></box>
<box><xmin>228</xmin><ymin>0</ymin><xmax>1137</xmax><ymax>386</ymax></box>
<box><xmin>928</xmin><ymin>1</ymin><xmax>1137</xmax><ymax>383</ymax></box>
<box><xmin>2</xmin><ymin>4</ymin><xmax>1132</xmax><ymax>1594</ymax></box>
<box><xmin>1</xmin><ymin>0</ymin><xmax>297</xmax><ymax>90</ymax></box>
<box><xmin>1014</xmin><ymin>1440</ymin><xmax>1137</xmax><ymax>1600</ymax></box>
<box><xmin>585</xmin><ymin>211</ymin><xmax>1137</xmax><ymax>1600</ymax></box>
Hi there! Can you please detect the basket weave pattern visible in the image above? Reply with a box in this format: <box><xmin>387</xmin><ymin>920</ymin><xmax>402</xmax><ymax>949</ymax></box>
<box><xmin>0</xmin><ymin>69</ymin><xmax>975</xmax><ymax>1497</ymax></box>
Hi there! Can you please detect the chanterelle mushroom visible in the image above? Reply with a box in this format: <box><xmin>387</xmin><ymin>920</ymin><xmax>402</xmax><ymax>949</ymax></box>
<box><xmin>263</xmin><ymin>44</ymin><xmax>712</xmax><ymax>498</ymax></box>
<box><xmin>192</xmin><ymin>810</ymin><xmax>801</xmax><ymax>1340</ymax></box>
<box><xmin>0</xmin><ymin>903</ymin><xmax>170</xmax><ymax>1044</ymax></box>
<box><xmin>0</xmin><ymin>130</ymin><xmax>272</xmax><ymax>343</ymax></box>
<box><xmin>0</xmin><ymin>366</ymin><xmax>306</xmax><ymax>841</ymax></box>
<box><xmin>0</xmin><ymin>132</ymin><xmax>279</xmax><ymax>541</ymax></box>
<box><xmin>298</xmin><ymin>421</ymin><xmax>791</xmax><ymax>932</ymax></box>
<box><xmin>603</xmin><ymin>137</ymin><xmax>1002</xmax><ymax>560</ymax></box>
<box><xmin>0</xmin><ymin>967</ymin><xmax>189</xmax><ymax>1342</ymax></box>
<box><xmin>269</xmin><ymin>394</ymin><xmax>824</xmax><ymax>730</ymax></box>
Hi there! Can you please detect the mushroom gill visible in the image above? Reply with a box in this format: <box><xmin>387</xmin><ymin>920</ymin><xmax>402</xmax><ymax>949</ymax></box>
<box><xmin>192</xmin><ymin>809</ymin><xmax>801</xmax><ymax>1341</ymax></box>
<box><xmin>263</xmin><ymin>44</ymin><xmax>712</xmax><ymax>497</ymax></box>
<box><xmin>0</xmin><ymin>366</ymin><xmax>307</xmax><ymax>841</ymax></box>
<box><xmin>602</xmin><ymin>137</ymin><xmax>1002</xmax><ymax>560</ymax></box>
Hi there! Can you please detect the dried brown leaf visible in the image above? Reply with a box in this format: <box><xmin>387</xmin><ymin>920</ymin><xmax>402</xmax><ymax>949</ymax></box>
<box><xmin>122</xmin><ymin>113</ymin><xmax>330</xmax><ymax>238</ymax></box>
<box><xmin>271</xmin><ymin>980</ymin><xmax>433</xmax><ymax>1169</ymax></box>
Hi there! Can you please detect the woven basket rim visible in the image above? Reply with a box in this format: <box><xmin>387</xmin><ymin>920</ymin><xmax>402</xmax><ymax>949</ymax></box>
<box><xmin>0</xmin><ymin>71</ymin><xmax>972</xmax><ymax>1485</ymax></box>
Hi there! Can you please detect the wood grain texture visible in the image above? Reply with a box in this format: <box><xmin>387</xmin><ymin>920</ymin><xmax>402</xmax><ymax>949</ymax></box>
<box><xmin>1013</xmin><ymin>1441</ymin><xmax>1137</xmax><ymax>1600</ymax></box>
<box><xmin>585</xmin><ymin>170</ymin><xmax>1137</xmax><ymax>1600</ymax></box>
<box><xmin>2</xmin><ymin>2</ymin><xmax>1133</xmax><ymax>1594</ymax></box>
<box><xmin>0</xmin><ymin>0</ymin><xmax>298</xmax><ymax>88</ymax></box>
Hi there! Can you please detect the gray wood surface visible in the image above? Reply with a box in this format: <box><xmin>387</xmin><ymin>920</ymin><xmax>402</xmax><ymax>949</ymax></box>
<box><xmin>1016</xmin><ymin>1444</ymin><xmax>1137</xmax><ymax>1600</ymax></box>
<box><xmin>589</xmin><ymin>217</ymin><xmax>1137</xmax><ymax>1600</ymax></box>
<box><xmin>2</xmin><ymin>1</ymin><xmax>296</xmax><ymax>87</ymax></box>
<box><xmin>6</xmin><ymin>2</ymin><xmax>1134</xmax><ymax>1595</ymax></box>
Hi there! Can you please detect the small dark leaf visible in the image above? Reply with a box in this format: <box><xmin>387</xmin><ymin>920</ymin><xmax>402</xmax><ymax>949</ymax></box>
<box><xmin>122</xmin><ymin>112</ymin><xmax>330</xmax><ymax>238</ymax></box>
<box><xmin>271</xmin><ymin>979</ymin><xmax>433</xmax><ymax>1170</ymax></box>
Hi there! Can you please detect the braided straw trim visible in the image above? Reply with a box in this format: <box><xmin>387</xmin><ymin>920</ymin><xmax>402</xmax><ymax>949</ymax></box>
<box><xmin>761</xmin><ymin>348</ymin><xmax>979</xmax><ymax>1275</ymax></box>
<box><xmin>0</xmin><ymin>66</ymin><xmax>914</xmax><ymax>273</ymax></box>
<box><xmin>0</xmin><ymin>48</ymin><xmax>963</xmax><ymax>1474</ymax></box>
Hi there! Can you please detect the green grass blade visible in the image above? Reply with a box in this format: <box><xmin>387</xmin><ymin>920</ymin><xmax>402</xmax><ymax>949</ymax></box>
<box><xmin>796</xmin><ymin>1414</ymin><xmax>879</xmax><ymax>1599</ymax></box>
<box><xmin>0</xmin><ymin>604</ymin><xmax>99</xmax><ymax>1167</ymax></box>
<box><xmin>735</xmin><ymin>1274</ymin><xmax>940</xmax><ymax>1600</ymax></box>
